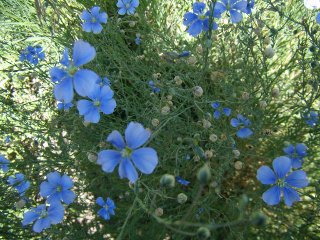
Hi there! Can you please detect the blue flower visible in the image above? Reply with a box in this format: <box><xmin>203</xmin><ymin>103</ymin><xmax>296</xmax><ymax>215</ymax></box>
<box><xmin>283</xmin><ymin>144</ymin><xmax>307</xmax><ymax>169</ymax></box>
<box><xmin>97</xmin><ymin>122</ymin><xmax>158</xmax><ymax>183</ymax></box>
<box><xmin>178</xmin><ymin>51</ymin><xmax>191</xmax><ymax>58</ymax></box>
<box><xmin>244</xmin><ymin>0</ymin><xmax>254</xmax><ymax>14</ymax></box>
<box><xmin>5</xmin><ymin>136</ymin><xmax>11</xmax><ymax>143</ymax></box>
<box><xmin>19</xmin><ymin>46</ymin><xmax>45</xmax><ymax>65</ymax></box>
<box><xmin>317</xmin><ymin>12</ymin><xmax>320</xmax><ymax>23</ymax></box>
<box><xmin>50</xmin><ymin>40</ymin><xmax>98</xmax><ymax>103</ymax></box>
<box><xmin>22</xmin><ymin>204</ymin><xmax>64</xmax><ymax>233</ymax></box>
<box><xmin>81</xmin><ymin>6</ymin><xmax>108</xmax><ymax>34</ymax></box>
<box><xmin>304</xmin><ymin>110</ymin><xmax>318</xmax><ymax>127</ymax></box>
<box><xmin>257</xmin><ymin>156</ymin><xmax>309</xmax><ymax>206</ymax></box>
<box><xmin>97</xmin><ymin>76</ymin><xmax>111</xmax><ymax>86</ymax></box>
<box><xmin>211</xmin><ymin>102</ymin><xmax>231</xmax><ymax>119</ymax></box>
<box><xmin>8</xmin><ymin>173</ymin><xmax>30</xmax><ymax>196</ymax></box>
<box><xmin>96</xmin><ymin>197</ymin><xmax>116</xmax><ymax>220</ymax></box>
<box><xmin>40</xmin><ymin>171</ymin><xmax>76</xmax><ymax>205</ymax></box>
<box><xmin>0</xmin><ymin>155</ymin><xmax>9</xmax><ymax>172</ymax></box>
<box><xmin>135</xmin><ymin>36</ymin><xmax>141</xmax><ymax>45</ymax></box>
<box><xmin>149</xmin><ymin>81</ymin><xmax>160</xmax><ymax>93</ymax></box>
<box><xmin>214</xmin><ymin>0</ymin><xmax>248</xmax><ymax>23</ymax></box>
<box><xmin>230</xmin><ymin>114</ymin><xmax>253</xmax><ymax>138</ymax></box>
<box><xmin>183</xmin><ymin>2</ymin><xmax>218</xmax><ymax>37</ymax></box>
<box><xmin>57</xmin><ymin>101</ymin><xmax>73</xmax><ymax>111</ymax></box>
<box><xmin>77</xmin><ymin>84</ymin><xmax>116</xmax><ymax>123</ymax></box>
<box><xmin>176</xmin><ymin>176</ymin><xmax>190</xmax><ymax>186</ymax></box>
<box><xmin>117</xmin><ymin>0</ymin><xmax>139</xmax><ymax>15</ymax></box>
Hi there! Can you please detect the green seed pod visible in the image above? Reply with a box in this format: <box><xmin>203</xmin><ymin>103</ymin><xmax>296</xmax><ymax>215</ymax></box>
<box><xmin>160</xmin><ymin>174</ymin><xmax>175</xmax><ymax>188</ymax></box>
<box><xmin>177</xmin><ymin>193</ymin><xmax>188</xmax><ymax>204</ymax></box>
<box><xmin>197</xmin><ymin>227</ymin><xmax>211</xmax><ymax>239</ymax></box>
<box><xmin>197</xmin><ymin>165</ymin><xmax>211</xmax><ymax>185</ymax></box>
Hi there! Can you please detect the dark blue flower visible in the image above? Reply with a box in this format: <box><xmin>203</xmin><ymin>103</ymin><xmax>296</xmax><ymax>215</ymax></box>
<box><xmin>22</xmin><ymin>204</ymin><xmax>64</xmax><ymax>233</ymax></box>
<box><xmin>149</xmin><ymin>80</ymin><xmax>160</xmax><ymax>93</ymax></box>
<box><xmin>19</xmin><ymin>46</ymin><xmax>45</xmax><ymax>65</ymax></box>
<box><xmin>0</xmin><ymin>155</ymin><xmax>9</xmax><ymax>172</ymax></box>
<box><xmin>98</xmin><ymin>122</ymin><xmax>158</xmax><ymax>183</ymax></box>
<box><xmin>230</xmin><ymin>114</ymin><xmax>253</xmax><ymax>138</ymax></box>
<box><xmin>304</xmin><ymin>110</ymin><xmax>318</xmax><ymax>127</ymax></box>
<box><xmin>283</xmin><ymin>144</ymin><xmax>307</xmax><ymax>169</ymax></box>
<box><xmin>117</xmin><ymin>0</ymin><xmax>139</xmax><ymax>15</ymax></box>
<box><xmin>8</xmin><ymin>173</ymin><xmax>30</xmax><ymax>196</ymax></box>
<box><xmin>40</xmin><ymin>171</ymin><xmax>76</xmax><ymax>205</ymax></box>
<box><xmin>50</xmin><ymin>40</ymin><xmax>98</xmax><ymax>103</ymax></box>
<box><xmin>96</xmin><ymin>197</ymin><xmax>116</xmax><ymax>220</ymax></box>
<box><xmin>211</xmin><ymin>102</ymin><xmax>231</xmax><ymax>119</ymax></box>
<box><xmin>57</xmin><ymin>102</ymin><xmax>73</xmax><ymax>111</ymax></box>
<box><xmin>178</xmin><ymin>51</ymin><xmax>191</xmax><ymax>58</ymax></box>
<box><xmin>257</xmin><ymin>156</ymin><xmax>309</xmax><ymax>206</ymax></box>
<box><xmin>5</xmin><ymin>136</ymin><xmax>10</xmax><ymax>143</ymax></box>
<box><xmin>81</xmin><ymin>6</ymin><xmax>108</xmax><ymax>34</ymax></box>
<box><xmin>176</xmin><ymin>176</ymin><xmax>190</xmax><ymax>186</ymax></box>
<box><xmin>183</xmin><ymin>2</ymin><xmax>218</xmax><ymax>37</ymax></box>
<box><xmin>135</xmin><ymin>36</ymin><xmax>141</xmax><ymax>45</ymax></box>
<box><xmin>77</xmin><ymin>84</ymin><xmax>116</xmax><ymax>123</ymax></box>
<box><xmin>214</xmin><ymin>0</ymin><xmax>248</xmax><ymax>23</ymax></box>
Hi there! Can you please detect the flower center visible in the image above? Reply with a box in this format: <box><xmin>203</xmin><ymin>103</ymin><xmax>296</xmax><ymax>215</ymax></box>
<box><xmin>40</xmin><ymin>209</ymin><xmax>48</xmax><ymax>218</ymax></box>
<box><xmin>121</xmin><ymin>147</ymin><xmax>132</xmax><ymax>158</ymax></box>
<box><xmin>104</xmin><ymin>205</ymin><xmax>109</xmax><ymax>211</ymax></box>
<box><xmin>199</xmin><ymin>14</ymin><xmax>206</xmax><ymax>20</ymax></box>
<box><xmin>68</xmin><ymin>66</ymin><xmax>78</xmax><ymax>76</ymax></box>
<box><xmin>94</xmin><ymin>101</ymin><xmax>100</xmax><ymax>107</ymax></box>
<box><xmin>91</xmin><ymin>17</ymin><xmax>97</xmax><ymax>23</ymax></box>
<box><xmin>226</xmin><ymin>4</ymin><xmax>231</xmax><ymax>11</ymax></box>
<box><xmin>276</xmin><ymin>178</ymin><xmax>286</xmax><ymax>188</ymax></box>
<box><xmin>57</xmin><ymin>185</ymin><xmax>62</xmax><ymax>192</ymax></box>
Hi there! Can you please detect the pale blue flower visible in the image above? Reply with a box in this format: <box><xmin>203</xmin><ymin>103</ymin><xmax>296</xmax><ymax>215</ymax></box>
<box><xmin>81</xmin><ymin>6</ymin><xmax>108</xmax><ymax>34</ymax></box>
<box><xmin>117</xmin><ymin>0</ymin><xmax>139</xmax><ymax>15</ymax></box>
<box><xmin>96</xmin><ymin>197</ymin><xmax>116</xmax><ymax>220</ymax></box>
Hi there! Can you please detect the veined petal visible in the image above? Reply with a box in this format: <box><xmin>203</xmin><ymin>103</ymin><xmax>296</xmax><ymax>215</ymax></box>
<box><xmin>73</xmin><ymin>69</ymin><xmax>98</xmax><ymax>97</ymax></box>
<box><xmin>107</xmin><ymin>131</ymin><xmax>126</xmax><ymax>149</ymax></box>
<box><xmin>54</xmin><ymin>77</ymin><xmax>74</xmax><ymax>103</ymax></box>
<box><xmin>101</xmin><ymin>99</ymin><xmax>116</xmax><ymax>115</ymax></box>
<box><xmin>33</xmin><ymin>218</ymin><xmax>51</xmax><ymax>233</ymax></box>
<box><xmin>232</xmin><ymin>1</ymin><xmax>248</xmax><ymax>12</ymax></box>
<box><xmin>22</xmin><ymin>211</ymin><xmax>40</xmax><ymax>226</ymax></box>
<box><xmin>97</xmin><ymin>150</ymin><xmax>122</xmax><ymax>172</ymax></box>
<box><xmin>82</xmin><ymin>22</ymin><xmax>93</xmax><ymax>32</ymax></box>
<box><xmin>296</xmin><ymin>143</ymin><xmax>307</xmax><ymax>157</ymax></box>
<box><xmin>125</xmin><ymin>122</ymin><xmax>151</xmax><ymax>149</ymax></box>
<box><xmin>285</xmin><ymin>170</ymin><xmax>309</xmax><ymax>188</ymax></box>
<box><xmin>187</xmin><ymin>20</ymin><xmax>204</xmax><ymax>37</ymax></box>
<box><xmin>230</xmin><ymin>9</ymin><xmax>243</xmax><ymax>23</ymax></box>
<box><xmin>283</xmin><ymin>144</ymin><xmax>294</xmax><ymax>155</ymax></box>
<box><xmin>77</xmin><ymin>100</ymin><xmax>94</xmax><ymax>116</ymax></box>
<box><xmin>72</xmin><ymin>40</ymin><xmax>96</xmax><ymax>67</ymax></box>
<box><xmin>47</xmin><ymin>171</ymin><xmax>61</xmax><ymax>186</ymax></box>
<box><xmin>118</xmin><ymin>158</ymin><xmax>138</xmax><ymax>183</ymax></box>
<box><xmin>193</xmin><ymin>2</ymin><xmax>206</xmax><ymax>14</ymax></box>
<box><xmin>100</xmin><ymin>85</ymin><xmax>114</xmax><ymax>100</ymax></box>
<box><xmin>283</xmin><ymin>187</ymin><xmax>300</xmax><ymax>207</ymax></box>
<box><xmin>96</xmin><ymin>197</ymin><xmax>105</xmax><ymax>207</ymax></box>
<box><xmin>262</xmin><ymin>186</ymin><xmax>281</xmax><ymax>205</ymax></box>
<box><xmin>257</xmin><ymin>166</ymin><xmax>276</xmax><ymax>185</ymax></box>
<box><xmin>131</xmin><ymin>0</ymin><xmax>139</xmax><ymax>7</ymax></box>
<box><xmin>231</xmin><ymin>118</ymin><xmax>240</xmax><ymax>127</ymax></box>
<box><xmin>40</xmin><ymin>181</ymin><xmax>56</xmax><ymax>197</ymax></box>
<box><xmin>50</xmin><ymin>67</ymin><xmax>67</xmax><ymax>83</ymax></box>
<box><xmin>84</xmin><ymin>107</ymin><xmax>100</xmax><ymax>123</ymax></box>
<box><xmin>131</xmin><ymin>147</ymin><xmax>158</xmax><ymax>174</ymax></box>
<box><xmin>61</xmin><ymin>190</ymin><xmax>76</xmax><ymax>204</ymax></box>
<box><xmin>272</xmin><ymin>156</ymin><xmax>291</xmax><ymax>179</ymax></box>
<box><xmin>61</xmin><ymin>175</ymin><xmax>73</xmax><ymax>190</ymax></box>
<box><xmin>80</xmin><ymin>10</ymin><xmax>91</xmax><ymax>21</ymax></box>
<box><xmin>90</xmin><ymin>6</ymin><xmax>101</xmax><ymax>16</ymax></box>
<box><xmin>236</xmin><ymin>127</ymin><xmax>253</xmax><ymax>138</ymax></box>
<box><xmin>98</xmin><ymin>12</ymin><xmax>108</xmax><ymax>23</ymax></box>
<box><xmin>92</xmin><ymin>22</ymin><xmax>103</xmax><ymax>34</ymax></box>
<box><xmin>48</xmin><ymin>203</ymin><xmax>65</xmax><ymax>224</ymax></box>
<box><xmin>183</xmin><ymin>12</ymin><xmax>197</xmax><ymax>26</ymax></box>
<box><xmin>60</xmin><ymin>48</ymin><xmax>69</xmax><ymax>66</ymax></box>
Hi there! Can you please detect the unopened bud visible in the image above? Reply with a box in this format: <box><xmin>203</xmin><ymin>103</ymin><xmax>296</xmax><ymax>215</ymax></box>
<box><xmin>234</xmin><ymin>161</ymin><xmax>243</xmax><ymax>170</ymax></box>
<box><xmin>160</xmin><ymin>174</ymin><xmax>175</xmax><ymax>188</ymax></box>
<box><xmin>15</xmin><ymin>199</ymin><xmax>26</xmax><ymax>209</ymax></box>
<box><xmin>241</xmin><ymin>92</ymin><xmax>250</xmax><ymax>100</ymax></box>
<box><xmin>259</xmin><ymin>100</ymin><xmax>267</xmax><ymax>109</ymax></box>
<box><xmin>264</xmin><ymin>46</ymin><xmax>275</xmax><ymax>58</ymax></box>
<box><xmin>202</xmin><ymin>119</ymin><xmax>211</xmax><ymax>129</ymax></box>
<box><xmin>177</xmin><ymin>193</ymin><xmax>188</xmax><ymax>204</ymax></box>
<box><xmin>151</xmin><ymin>118</ymin><xmax>160</xmax><ymax>127</ymax></box>
<box><xmin>187</xmin><ymin>56</ymin><xmax>197</xmax><ymax>65</ymax></box>
<box><xmin>129</xmin><ymin>21</ymin><xmax>136</xmax><ymax>27</ymax></box>
<box><xmin>209</xmin><ymin>134</ymin><xmax>218</xmax><ymax>142</ymax></box>
<box><xmin>251</xmin><ymin>212</ymin><xmax>268</xmax><ymax>226</ymax></box>
<box><xmin>232</xmin><ymin>149</ymin><xmax>240</xmax><ymax>158</ymax></box>
<box><xmin>155</xmin><ymin>207</ymin><xmax>164</xmax><ymax>217</ymax></box>
<box><xmin>161</xmin><ymin>106</ymin><xmax>170</xmax><ymax>115</ymax></box>
<box><xmin>271</xmin><ymin>87</ymin><xmax>280</xmax><ymax>98</ymax></box>
<box><xmin>87</xmin><ymin>153</ymin><xmax>97</xmax><ymax>163</ymax></box>
<box><xmin>193</xmin><ymin>86</ymin><xmax>203</xmax><ymax>97</ymax></box>
<box><xmin>174</xmin><ymin>76</ymin><xmax>183</xmax><ymax>85</ymax></box>
<box><xmin>197</xmin><ymin>165</ymin><xmax>211</xmax><ymax>185</ymax></box>
<box><xmin>197</xmin><ymin>227</ymin><xmax>211</xmax><ymax>240</ymax></box>
<box><xmin>204</xmin><ymin>150</ymin><xmax>213</xmax><ymax>159</ymax></box>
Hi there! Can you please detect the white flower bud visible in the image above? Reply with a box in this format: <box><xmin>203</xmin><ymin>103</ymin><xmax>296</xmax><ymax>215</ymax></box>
<box><xmin>259</xmin><ymin>100</ymin><xmax>267</xmax><ymax>109</ymax></box>
<box><xmin>193</xmin><ymin>86</ymin><xmax>203</xmax><ymax>97</ymax></box>
<box><xmin>202</xmin><ymin>119</ymin><xmax>211</xmax><ymax>129</ymax></box>
<box><xmin>161</xmin><ymin>105</ymin><xmax>170</xmax><ymax>115</ymax></box>
<box><xmin>177</xmin><ymin>193</ymin><xmax>188</xmax><ymax>204</ymax></box>
<box><xmin>209</xmin><ymin>134</ymin><xmax>218</xmax><ymax>142</ymax></box>
<box><xmin>155</xmin><ymin>207</ymin><xmax>163</xmax><ymax>217</ymax></box>
<box><xmin>151</xmin><ymin>118</ymin><xmax>160</xmax><ymax>127</ymax></box>
<box><xmin>264</xmin><ymin>46</ymin><xmax>275</xmax><ymax>58</ymax></box>
<box><xmin>232</xmin><ymin>149</ymin><xmax>240</xmax><ymax>158</ymax></box>
<box><xmin>187</xmin><ymin>56</ymin><xmax>197</xmax><ymax>65</ymax></box>
<box><xmin>174</xmin><ymin>76</ymin><xmax>183</xmax><ymax>85</ymax></box>
<box><xmin>234</xmin><ymin>161</ymin><xmax>243</xmax><ymax>170</ymax></box>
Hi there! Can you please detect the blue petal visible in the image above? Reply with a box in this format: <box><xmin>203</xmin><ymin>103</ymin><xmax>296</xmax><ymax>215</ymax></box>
<box><xmin>183</xmin><ymin>12</ymin><xmax>197</xmax><ymax>26</ymax></box>
<box><xmin>127</xmin><ymin>7</ymin><xmax>136</xmax><ymax>15</ymax></box>
<box><xmin>211</xmin><ymin>102</ymin><xmax>220</xmax><ymax>109</ymax></box>
<box><xmin>101</xmin><ymin>99</ymin><xmax>116</xmax><ymax>115</ymax></box>
<box><xmin>54</xmin><ymin>77</ymin><xmax>74</xmax><ymax>103</ymax></box>
<box><xmin>73</xmin><ymin>69</ymin><xmax>98</xmax><ymax>97</ymax></box>
<box><xmin>47</xmin><ymin>171</ymin><xmax>61</xmax><ymax>185</ymax></box>
<box><xmin>118</xmin><ymin>158</ymin><xmax>138</xmax><ymax>183</ymax></box>
<box><xmin>84</xmin><ymin>107</ymin><xmax>100</xmax><ymax>123</ymax></box>
<box><xmin>262</xmin><ymin>186</ymin><xmax>281</xmax><ymax>205</ymax></box>
<box><xmin>96</xmin><ymin>197</ymin><xmax>105</xmax><ymax>207</ymax></box>
<box><xmin>100</xmin><ymin>85</ymin><xmax>114</xmax><ymax>100</ymax></box>
<box><xmin>98</xmin><ymin>208</ymin><xmax>110</xmax><ymax>220</ymax></box>
<box><xmin>117</xmin><ymin>0</ymin><xmax>125</xmax><ymax>8</ymax></box>
<box><xmin>50</xmin><ymin>67</ymin><xmax>67</xmax><ymax>83</ymax></box>
<box><xmin>317</xmin><ymin>12</ymin><xmax>320</xmax><ymax>24</ymax></box>
<box><xmin>236</xmin><ymin>127</ymin><xmax>253</xmax><ymax>138</ymax></box>
<box><xmin>285</xmin><ymin>170</ymin><xmax>309</xmax><ymax>188</ymax></box>
<box><xmin>230</xmin><ymin>118</ymin><xmax>240</xmax><ymax>127</ymax></box>
<box><xmin>48</xmin><ymin>203</ymin><xmax>65</xmax><ymax>224</ymax></box>
<box><xmin>131</xmin><ymin>147</ymin><xmax>158</xmax><ymax>174</ymax></box>
<box><xmin>107</xmin><ymin>131</ymin><xmax>126</xmax><ymax>149</ymax></box>
<box><xmin>296</xmin><ymin>143</ymin><xmax>307</xmax><ymax>157</ymax></box>
<box><xmin>22</xmin><ymin>211</ymin><xmax>40</xmax><ymax>226</ymax></box>
<box><xmin>40</xmin><ymin>181</ymin><xmax>56</xmax><ymax>197</ymax></box>
<box><xmin>283</xmin><ymin>187</ymin><xmax>300</xmax><ymax>207</ymax></box>
<box><xmin>33</xmin><ymin>217</ymin><xmax>51</xmax><ymax>233</ymax></box>
<box><xmin>72</xmin><ymin>40</ymin><xmax>96</xmax><ymax>67</ymax></box>
<box><xmin>92</xmin><ymin>22</ymin><xmax>103</xmax><ymax>34</ymax></box>
<box><xmin>61</xmin><ymin>190</ymin><xmax>76</xmax><ymax>204</ymax></box>
<box><xmin>223</xmin><ymin>108</ymin><xmax>231</xmax><ymax>116</ymax></box>
<box><xmin>232</xmin><ymin>1</ymin><xmax>248</xmax><ymax>12</ymax></box>
<box><xmin>98</xmin><ymin>12</ymin><xmax>108</xmax><ymax>23</ymax></box>
<box><xmin>90</xmin><ymin>6</ymin><xmax>101</xmax><ymax>16</ymax></box>
<box><xmin>131</xmin><ymin>0</ymin><xmax>139</xmax><ymax>7</ymax></box>
<box><xmin>82</xmin><ymin>22</ymin><xmax>93</xmax><ymax>32</ymax></box>
<box><xmin>125</xmin><ymin>122</ymin><xmax>151</xmax><ymax>149</ymax></box>
<box><xmin>193</xmin><ymin>2</ymin><xmax>206</xmax><ymax>14</ymax></box>
<box><xmin>97</xmin><ymin>150</ymin><xmax>122</xmax><ymax>172</ymax></box>
<box><xmin>61</xmin><ymin>175</ymin><xmax>73</xmax><ymax>190</ymax></box>
<box><xmin>272</xmin><ymin>156</ymin><xmax>291</xmax><ymax>179</ymax></box>
<box><xmin>214</xmin><ymin>2</ymin><xmax>227</xmax><ymax>16</ymax></box>
<box><xmin>118</xmin><ymin>7</ymin><xmax>127</xmax><ymax>15</ymax></box>
<box><xmin>213</xmin><ymin>110</ymin><xmax>221</xmax><ymax>119</ymax></box>
<box><xmin>77</xmin><ymin>99</ymin><xmax>94</xmax><ymax>116</ymax></box>
<box><xmin>230</xmin><ymin>9</ymin><xmax>243</xmax><ymax>23</ymax></box>
<box><xmin>60</xmin><ymin>48</ymin><xmax>69</xmax><ymax>66</ymax></box>
<box><xmin>47</xmin><ymin>192</ymin><xmax>62</xmax><ymax>204</ymax></box>
<box><xmin>257</xmin><ymin>166</ymin><xmax>276</xmax><ymax>185</ymax></box>
<box><xmin>291</xmin><ymin>157</ymin><xmax>303</xmax><ymax>169</ymax></box>
<box><xmin>187</xmin><ymin>20</ymin><xmax>204</xmax><ymax>37</ymax></box>
<box><xmin>283</xmin><ymin>144</ymin><xmax>294</xmax><ymax>155</ymax></box>
<box><xmin>80</xmin><ymin>10</ymin><xmax>91</xmax><ymax>21</ymax></box>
